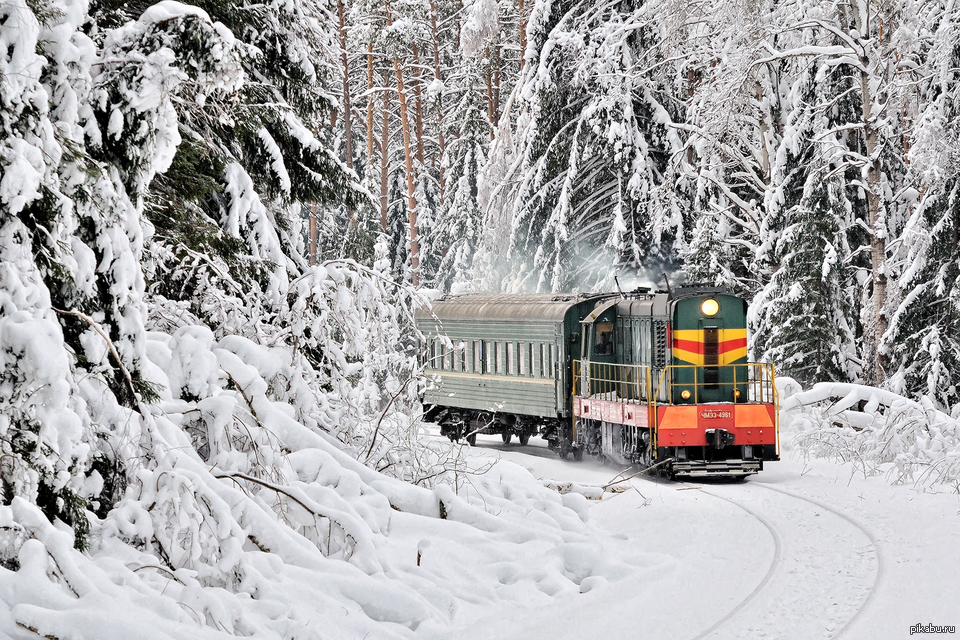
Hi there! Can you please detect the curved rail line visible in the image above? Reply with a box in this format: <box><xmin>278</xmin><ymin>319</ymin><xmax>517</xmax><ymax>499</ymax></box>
<box><xmin>679</xmin><ymin>481</ymin><xmax>884</xmax><ymax>640</ymax></box>
<box><xmin>752</xmin><ymin>483</ymin><xmax>885</xmax><ymax>640</ymax></box>
<box><xmin>689</xmin><ymin>489</ymin><xmax>783</xmax><ymax>640</ymax></box>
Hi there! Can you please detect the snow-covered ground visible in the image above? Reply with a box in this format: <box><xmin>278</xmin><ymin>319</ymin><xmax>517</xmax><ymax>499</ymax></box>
<box><xmin>433</xmin><ymin>433</ymin><xmax>960</xmax><ymax>640</ymax></box>
<box><xmin>2</xmin><ymin>422</ymin><xmax>957</xmax><ymax>640</ymax></box>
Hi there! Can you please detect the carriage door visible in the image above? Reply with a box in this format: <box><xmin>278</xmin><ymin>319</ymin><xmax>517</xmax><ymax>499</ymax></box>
<box><xmin>699</xmin><ymin>319</ymin><xmax>723</xmax><ymax>403</ymax></box>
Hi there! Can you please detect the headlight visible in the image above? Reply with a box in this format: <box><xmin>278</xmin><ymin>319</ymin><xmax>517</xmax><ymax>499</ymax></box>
<box><xmin>700</xmin><ymin>298</ymin><xmax>720</xmax><ymax>316</ymax></box>
<box><xmin>681</xmin><ymin>389</ymin><xmax>691</xmax><ymax>400</ymax></box>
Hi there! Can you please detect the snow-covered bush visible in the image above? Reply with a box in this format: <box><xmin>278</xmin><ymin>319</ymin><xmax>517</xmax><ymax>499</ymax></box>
<box><xmin>782</xmin><ymin>381</ymin><xmax>960</xmax><ymax>490</ymax></box>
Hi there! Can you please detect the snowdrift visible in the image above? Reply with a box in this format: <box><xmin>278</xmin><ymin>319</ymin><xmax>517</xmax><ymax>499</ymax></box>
<box><xmin>0</xmin><ymin>270</ymin><xmax>645</xmax><ymax>639</ymax></box>
<box><xmin>780</xmin><ymin>379</ymin><xmax>960</xmax><ymax>489</ymax></box>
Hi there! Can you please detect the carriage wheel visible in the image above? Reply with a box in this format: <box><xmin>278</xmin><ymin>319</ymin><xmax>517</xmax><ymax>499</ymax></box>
<box><xmin>501</xmin><ymin>432</ymin><xmax>513</xmax><ymax>445</ymax></box>
<box><xmin>519</xmin><ymin>432</ymin><xmax>531</xmax><ymax>446</ymax></box>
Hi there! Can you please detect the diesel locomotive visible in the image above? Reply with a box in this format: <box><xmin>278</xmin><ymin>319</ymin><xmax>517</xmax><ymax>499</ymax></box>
<box><xmin>414</xmin><ymin>286</ymin><xmax>779</xmax><ymax>478</ymax></box>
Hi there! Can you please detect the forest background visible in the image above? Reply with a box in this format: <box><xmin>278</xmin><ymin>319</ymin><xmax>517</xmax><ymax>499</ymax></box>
<box><xmin>1</xmin><ymin>0</ymin><xmax>959</xmax><ymax>635</ymax></box>
<box><xmin>306</xmin><ymin>0</ymin><xmax>959</xmax><ymax>412</ymax></box>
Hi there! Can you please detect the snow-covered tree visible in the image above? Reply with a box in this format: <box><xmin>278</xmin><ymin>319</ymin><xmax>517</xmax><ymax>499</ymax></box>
<box><xmin>475</xmin><ymin>0</ymin><xmax>687</xmax><ymax>293</ymax></box>
<box><xmin>885</xmin><ymin>0</ymin><xmax>960</xmax><ymax>412</ymax></box>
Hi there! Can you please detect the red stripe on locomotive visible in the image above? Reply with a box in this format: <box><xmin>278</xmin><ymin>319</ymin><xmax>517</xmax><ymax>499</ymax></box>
<box><xmin>672</xmin><ymin>337</ymin><xmax>747</xmax><ymax>354</ymax></box>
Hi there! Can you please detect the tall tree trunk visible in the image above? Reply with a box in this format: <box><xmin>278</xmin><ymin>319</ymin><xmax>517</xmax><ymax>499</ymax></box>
<box><xmin>492</xmin><ymin>42</ymin><xmax>500</xmax><ymax>127</ymax></box>
<box><xmin>486</xmin><ymin>46</ymin><xmax>494</xmax><ymax>139</ymax></box>
<box><xmin>338</xmin><ymin>1</ymin><xmax>356</xmax><ymax>241</ymax></box>
<box><xmin>856</xmin><ymin>5</ymin><xmax>888</xmax><ymax>386</ymax></box>
<box><xmin>385</xmin><ymin>0</ymin><xmax>419</xmax><ymax>284</ymax></box>
<box><xmin>367</xmin><ymin>43</ymin><xmax>375</xmax><ymax>162</ymax></box>
<box><xmin>309</xmin><ymin>202</ymin><xmax>318</xmax><ymax>265</ymax></box>
<box><xmin>429</xmin><ymin>0</ymin><xmax>446</xmax><ymax>199</ymax></box>
<box><xmin>412</xmin><ymin>43</ymin><xmax>426</xmax><ymax>167</ymax></box>
<box><xmin>380</xmin><ymin>83</ymin><xmax>390</xmax><ymax>233</ymax></box>
<box><xmin>339</xmin><ymin>1</ymin><xmax>353</xmax><ymax>171</ymax></box>
<box><xmin>518</xmin><ymin>0</ymin><xmax>526</xmax><ymax>72</ymax></box>
<box><xmin>394</xmin><ymin>63</ymin><xmax>420</xmax><ymax>285</ymax></box>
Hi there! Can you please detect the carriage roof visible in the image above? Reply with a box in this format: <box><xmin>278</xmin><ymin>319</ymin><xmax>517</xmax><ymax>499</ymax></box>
<box><xmin>416</xmin><ymin>293</ymin><xmax>615</xmax><ymax>323</ymax></box>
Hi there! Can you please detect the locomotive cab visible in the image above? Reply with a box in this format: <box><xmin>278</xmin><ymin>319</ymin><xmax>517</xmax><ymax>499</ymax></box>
<box><xmin>581</xmin><ymin>301</ymin><xmax>619</xmax><ymax>363</ymax></box>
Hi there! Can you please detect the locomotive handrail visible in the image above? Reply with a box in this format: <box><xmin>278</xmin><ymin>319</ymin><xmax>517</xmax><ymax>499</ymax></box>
<box><xmin>652</xmin><ymin>363</ymin><xmax>778</xmax><ymax>406</ymax></box>
<box><xmin>572</xmin><ymin>360</ymin><xmax>652</xmax><ymax>404</ymax></box>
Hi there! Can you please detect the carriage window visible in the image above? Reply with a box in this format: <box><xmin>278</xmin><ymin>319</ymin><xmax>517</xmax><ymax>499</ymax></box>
<box><xmin>429</xmin><ymin>339</ymin><xmax>437</xmax><ymax>370</ymax></box>
<box><xmin>485</xmin><ymin>340</ymin><xmax>494</xmax><ymax>374</ymax></box>
<box><xmin>595</xmin><ymin>321</ymin><xmax>614</xmax><ymax>355</ymax></box>
<box><xmin>507</xmin><ymin>342</ymin><xmax>515</xmax><ymax>375</ymax></box>
<box><xmin>518</xmin><ymin>342</ymin><xmax>528</xmax><ymax>376</ymax></box>
<box><xmin>458</xmin><ymin>344</ymin><xmax>466</xmax><ymax>372</ymax></box>
<box><xmin>474</xmin><ymin>341</ymin><xmax>483</xmax><ymax>373</ymax></box>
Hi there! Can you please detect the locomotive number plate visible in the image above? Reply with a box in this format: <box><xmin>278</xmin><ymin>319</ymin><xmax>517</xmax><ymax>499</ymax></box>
<box><xmin>700</xmin><ymin>410</ymin><xmax>732</xmax><ymax>419</ymax></box>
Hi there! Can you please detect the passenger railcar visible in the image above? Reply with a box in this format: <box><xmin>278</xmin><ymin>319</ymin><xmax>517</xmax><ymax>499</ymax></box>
<box><xmin>416</xmin><ymin>293</ymin><xmax>615</xmax><ymax>452</ymax></box>
<box><xmin>415</xmin><ymin>286</ymin><xmax>779</xmax><ymax>478</ymax></box>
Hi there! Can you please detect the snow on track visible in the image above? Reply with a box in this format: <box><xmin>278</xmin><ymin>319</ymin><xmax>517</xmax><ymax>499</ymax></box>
<box><xmin>688</xmin><ymin>482</ymin><xmax>881</xmax><ymax>640</ymax></box>
<box><xmin>688</xmin><ymin>489</ymin><xmax>783</xmax><ymax>640</ymax></box>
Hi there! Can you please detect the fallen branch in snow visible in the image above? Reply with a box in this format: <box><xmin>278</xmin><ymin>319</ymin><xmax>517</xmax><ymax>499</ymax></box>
<box><xmin>601</xmin><ymin>458</ymin><xmax>675</xmax><ymax>489</ymax></box>
<box><xmin>16</xmin><ymin>621</ymin><xmax>61</xmax><ymax>640</ymax></box>
<box><xmin>214</xmin><ymin>471</ymin><xmax>359</xmax><ymax>558</ymax></box>
<box><xmin>131</xmin><ymin>564</ymin><xmax>185</xmax><ymax>584</ymax></box>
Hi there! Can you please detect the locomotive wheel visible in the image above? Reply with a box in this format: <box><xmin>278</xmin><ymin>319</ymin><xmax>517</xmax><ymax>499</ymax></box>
<box><xmin>501</xmin><ymin>432</ymin><xmax>513</xmax><ymax>444</ymax></box>
<box><xmin>519</xmin><ymin>432</ymin><xmax>531</xmax><ymax>446</ymax></box>
<box><xmin>466</xmin><ymin>431</ymin><xmax>477</xmax><ymax>446</ymax></box>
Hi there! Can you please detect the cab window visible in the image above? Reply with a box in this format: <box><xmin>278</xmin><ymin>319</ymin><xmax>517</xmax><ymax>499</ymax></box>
<box><xmin>595</xmin><ymin>321</ymin><xmax>614</xmax><ymax>356</ymax></box>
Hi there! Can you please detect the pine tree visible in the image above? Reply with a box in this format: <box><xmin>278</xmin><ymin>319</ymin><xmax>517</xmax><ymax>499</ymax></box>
<box><xmin>753</xmin><ymin>166</ymin><xmax>861</xmax><ymax>385</ymax></box>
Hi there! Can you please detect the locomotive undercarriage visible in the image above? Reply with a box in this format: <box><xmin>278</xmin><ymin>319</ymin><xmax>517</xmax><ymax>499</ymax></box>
<box><xmin>661</xmin><ymin>445</ymin><xmax>762</xmax><ymax>477</ymax></box>
<box><xmin>574</xmin><ymin>417</ymin><xmax>763</xmax><ymax>478</ymax></box>
<box><xmin>575</xmin><ymin>418</ymin><xmax>651</xmax><ymax>467</ymax></box>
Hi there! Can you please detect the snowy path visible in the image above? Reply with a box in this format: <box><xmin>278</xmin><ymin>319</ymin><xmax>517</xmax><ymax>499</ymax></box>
<box><xmin>431</xmin><ymin>435</ymin><xmax>960</xmax><ymax>640</ymax></box>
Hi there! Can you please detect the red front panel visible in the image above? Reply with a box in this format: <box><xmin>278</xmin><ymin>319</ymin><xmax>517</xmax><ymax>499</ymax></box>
<box><xmin>656</xmin><ymin>403</ymin><xmax>777</xmax><ymax>447</ymax></box>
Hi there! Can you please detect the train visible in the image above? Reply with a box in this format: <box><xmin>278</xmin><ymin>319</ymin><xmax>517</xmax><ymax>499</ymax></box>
<box><xmin>414</xmin><ymin>286</ymin><xmax>779</xmax><ymax>478</ymax></box>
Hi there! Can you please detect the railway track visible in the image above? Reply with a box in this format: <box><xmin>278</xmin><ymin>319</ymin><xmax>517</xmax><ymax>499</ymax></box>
<box><xmin>680</xmin><ymin>481</ymin><xmax>884</xmax><ymax>640</ymax></box>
